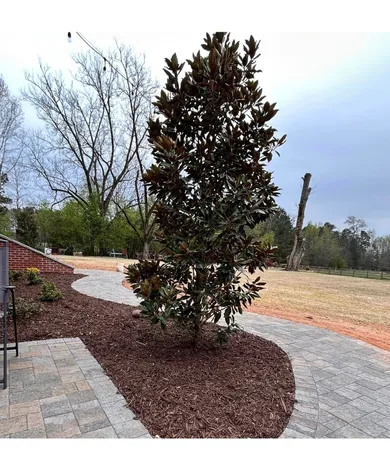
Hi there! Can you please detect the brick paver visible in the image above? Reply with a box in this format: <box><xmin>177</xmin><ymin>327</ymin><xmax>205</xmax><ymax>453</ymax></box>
<box><xmin>236</xmin><ymin>313</ymin><xmax>390</xmax><ymax>438</ymax></box>
<box><xmin>0</xmin><ymin>338</ymin><xmax>151</xmax><ymax>438</ymax></box>
<box><xmin>72</xmin><ymin>269</ymin><xmax>139</xmax><ymax>306</ymax></box>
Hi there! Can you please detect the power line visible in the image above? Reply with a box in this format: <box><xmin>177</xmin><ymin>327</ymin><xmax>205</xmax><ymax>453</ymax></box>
<box><xmin>67</xmin><ymin>31</ymin><xmax>158</xmax><ymax>111</ymax></box>
<box><xmin>67</xmin><ymin>31</ymin><xmax>134</xmax><ymax>87</ymax></box>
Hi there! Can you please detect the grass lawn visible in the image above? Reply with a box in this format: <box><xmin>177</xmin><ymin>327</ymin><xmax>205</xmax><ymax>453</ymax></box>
<box><xmin>246</xmin><ymin>268</ymin><xmax>390</xmax><ymax>351</ymax></box>
<box><xmin>55</xmin><ymin>255</ymin><xmax>138</xmax><ymax>271</ymax></box>
<box><xmin>56</xmin><ymin>256</ymin><xmax>390</xmax><ymax>351</ymax></box>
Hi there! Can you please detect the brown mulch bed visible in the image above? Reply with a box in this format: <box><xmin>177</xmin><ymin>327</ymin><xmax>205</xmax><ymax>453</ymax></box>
<box><xmin>9</xmin><ymin>273</ymin><xmax>295</xmax><ymax>438</ymax></box>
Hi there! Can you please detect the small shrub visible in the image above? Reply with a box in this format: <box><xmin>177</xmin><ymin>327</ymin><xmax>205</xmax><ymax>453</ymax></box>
<box><xmin>40</xmin><ymin>282</ymin><xmax>62</xmax><ymax>301</ymax></box>
<box><xmin>305</xmin><ymin>266</ymin><xmax>311</xmax><ymax>271</ymax></box>
<box><xmin>15</xmin><ymin>298</ymin><xmax>41</xmax><ymax>320</ymax></box>
<box><xmin>26</xmin><ymin>267</ymin><xmax>43</xmax><ymax>285</ymax></box>
<box><xmin>336</xmin><ymin>258</ymin><xmax>347</xmax><ymax>269</ymax></box>
<box><xmin>9</xmin><ymin>270</ymin><xmax>24</xmax><ymax>284</ymax></box>
<box><xmin>215</xmin><ymin>324</ymin><xmax>241</xmax><ymax>345</ymax></box>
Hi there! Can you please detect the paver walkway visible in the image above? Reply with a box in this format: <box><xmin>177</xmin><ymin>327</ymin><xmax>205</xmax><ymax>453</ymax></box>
<box><xmin>73</xmin><ymin>269</ymin><xmax>140</xmax><ymax>306</ymax></box>
<box><xmin>72</xmin><ymin>270</ymin><xmax>390</xmax><ymax>438</ymax></box>
<box><xmin>0</xmin><ymin>338</ymin><xmax>151</xmax><ymax>438</ymax></box>
<box><xmin>237</xmin><ymin>313</ymin><xmax>390</xmax><ymax>438</ymax></box>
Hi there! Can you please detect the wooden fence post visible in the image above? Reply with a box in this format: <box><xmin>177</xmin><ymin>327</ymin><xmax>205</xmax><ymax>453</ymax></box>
<box><xmin>366</xmin><ymin>270</ymin><xmax>369</xmax><ymax>278</ymax></box>
<box><xmin>381</xmin><ymin>271</ymin><xmax>384</xmax><ymax>280</ymax></box>
<box><xmin>353</xmin><ymin>270</ymin><xmax>355</xmax><ymax>277</ymax></box>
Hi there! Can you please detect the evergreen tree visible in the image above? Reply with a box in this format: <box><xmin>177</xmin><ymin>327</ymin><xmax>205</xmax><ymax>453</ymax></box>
<box><xmin>127</xmin><ymin>33</ymin><xmax>285</xmax><ymax>343</ymax></box>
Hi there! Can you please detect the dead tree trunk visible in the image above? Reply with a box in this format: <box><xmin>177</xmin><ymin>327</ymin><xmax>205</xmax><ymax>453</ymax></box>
<box><xmin>286</xmin><ymin>173</ymin><xmax>312</xmax><ymax>271</ymax></box>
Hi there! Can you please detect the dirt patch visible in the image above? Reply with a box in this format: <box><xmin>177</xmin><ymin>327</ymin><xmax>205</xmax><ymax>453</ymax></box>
<box><xmin>10</xmin><ymin>274</ymin><xmax>295</xmax><ymax>438</ymax></box>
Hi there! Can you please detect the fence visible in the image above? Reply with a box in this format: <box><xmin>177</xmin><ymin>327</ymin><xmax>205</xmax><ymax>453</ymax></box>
<box><xmin>303</xmin><ymin>266</ymin><xmax>390</xmax><ymax>281</ymax></box>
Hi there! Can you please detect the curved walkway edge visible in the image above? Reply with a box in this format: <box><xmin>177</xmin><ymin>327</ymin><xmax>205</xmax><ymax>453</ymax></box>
<box><xmin>72</xmin><ymin>269</ymin><xmax>139</xmax><ymax>306</ymax></box>
<box><xmin>72</xmin><ymin>269</ymin><xmax>390</xmax><ymax>439</ymax></box>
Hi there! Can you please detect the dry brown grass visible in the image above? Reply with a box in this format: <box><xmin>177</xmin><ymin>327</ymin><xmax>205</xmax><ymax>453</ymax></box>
<box><xmin>56</xmin><ymin>256</ymin><xmax>390</xmax><ymax>350</ymax></box>
<box><xmin>55</xmin><ymin>255</ymin><xmax>138</xmax><ymax>271</ymax></box>
<box><xmin>246</xmin><ymin>268</ymin><xmax>390</xmax><ymax>327</ymax></box>
<box><xmin>245</xmin><ymin>268</ymin><xmax>390</xmax><ymax>351</ymax></box>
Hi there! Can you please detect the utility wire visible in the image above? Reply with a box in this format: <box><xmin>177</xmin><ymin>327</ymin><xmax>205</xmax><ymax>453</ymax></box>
<box><xmin>68</xmin><ymin>32</ymin><xmax>140</xmax><ymax>88</ymax></box>
<box><xmin>68</xmin><ymin>31</ymin><xmax>158</xmax><ymax>110</ymax></box>
<box><xmin>75</xmin><ymin>32</ymin><xmax>130</xmax><ymax>83</ymax></box>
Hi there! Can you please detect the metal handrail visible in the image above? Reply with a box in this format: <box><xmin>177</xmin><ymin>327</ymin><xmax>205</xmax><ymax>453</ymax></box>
<box><xmin>1</xmin><ymin>286</ymin><xmax>18</xmax><ymax>389</ymax></box>
<box><xmin>1</xmin><ymin>239</ymin><xmax>19</xmax><ymax>389</ymax></box>
<box><xmin>1</xmin><ymin>287</ymin><xmax>8</xmax><ymax>389</ymax></box>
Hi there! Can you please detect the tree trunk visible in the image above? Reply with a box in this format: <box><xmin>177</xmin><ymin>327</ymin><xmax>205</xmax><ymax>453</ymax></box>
<box><xmin>192</xmin><ymin>270</ymin><xmax>203</xmax><ymax>347</ymax></box>
<box><xmin>286</xmin><ymin>173</ymin><xmax>312</xmax><ymax>271</ymax></box>
<box><xmin>142</xmin><ymin>241</ymin><xmax>150</xmax><ymax>260</ymax></box>
<box><xmin>99</xmin><ymin>246</ymin><xmax>108</xmax><ymax>257</ymax></box>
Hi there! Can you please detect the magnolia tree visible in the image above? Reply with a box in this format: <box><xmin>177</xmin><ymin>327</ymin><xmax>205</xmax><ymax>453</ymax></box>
<box><xmin>127</xmin><ymin>32</ymin><xmax>286</xmax><ymax>344</ymax></box>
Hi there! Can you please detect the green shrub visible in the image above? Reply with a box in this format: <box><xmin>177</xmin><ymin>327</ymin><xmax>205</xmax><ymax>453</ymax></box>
<box><xmin>15</xmin><ymin>298</ymin><xmax>41</xmax><ymax>320</ymax></box>
<box><xmin>9</xmin><ymin>270</ymin><xmax>24</xmax><ymax>284</ymax></box>
<box><xmin>336</xmin><ymin>258</ymin><xmax>347</xmax><ymax>269</ymax></box>
<box><xmin>305</xmin><ymin>266</ymin><xmax>311</xmax><ymax>271</ymax></box>
<box><xmin>26</xmin><ymin>267</ymin><xmax>43</xmax><ymax>285</ymax></box>
<box><xmin>40</xmin><ymin>282</ymin><xmax>62</xmax><ymax>301</ymax></box>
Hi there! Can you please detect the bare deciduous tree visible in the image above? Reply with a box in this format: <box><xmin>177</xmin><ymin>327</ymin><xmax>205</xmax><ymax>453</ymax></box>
<box><xmin>344</xmin><ymin>216</ymin><xmax>367</xmax><ymax>237</ymax></box>
<box><xmin>0</xmin><ymin>74</ymin><xmax>24</xmax><ymax>176</ymax></box>
<box><xmin>115</xmin><ymin>174</ymin><xmax>157</xmax><ymax>259</ymax></box>
<box><xmin>23</xmin><ymin>42</ymin><xmax>158</xmax><ymax>254</ymax></box>
<box><xmin>7</xmin><ymin>159</ymin><xmax>35</xmax><ymax>209</ymax></box>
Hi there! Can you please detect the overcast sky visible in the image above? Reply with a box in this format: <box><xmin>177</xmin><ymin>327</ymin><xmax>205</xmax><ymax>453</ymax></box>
<box><xmin>1</xmin><ymin>1</ymin><xmax>389</xmax><ymax>236</ymax></box>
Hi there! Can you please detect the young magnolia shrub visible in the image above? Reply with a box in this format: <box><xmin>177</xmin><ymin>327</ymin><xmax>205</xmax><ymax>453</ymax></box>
<box><xmin>127</xmin><ymin>32</ymin><xmax>286</xmax><ymax>343</ymax></box>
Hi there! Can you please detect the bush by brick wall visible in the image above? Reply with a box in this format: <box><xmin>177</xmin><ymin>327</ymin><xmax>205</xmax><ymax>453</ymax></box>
<box><xmin>1</xmin><ymin>235</ymin><xmax>74</xmax><ymax>274</ymax></box>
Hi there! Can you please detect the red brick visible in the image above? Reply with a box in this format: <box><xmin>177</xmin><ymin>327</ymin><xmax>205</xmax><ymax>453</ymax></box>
<box><xmin>3</xmin><ymin>238</ymin><xmax>74</xmax><ymax>274</ymax></box>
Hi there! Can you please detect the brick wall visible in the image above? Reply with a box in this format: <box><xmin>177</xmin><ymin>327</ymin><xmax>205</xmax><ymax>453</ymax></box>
<box><xmin>1</xmin><ymin>235</ymin><xmax>74</xmax><ymax>274</ymax></box>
